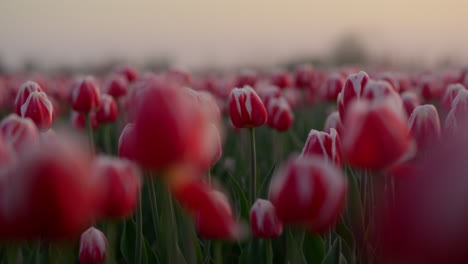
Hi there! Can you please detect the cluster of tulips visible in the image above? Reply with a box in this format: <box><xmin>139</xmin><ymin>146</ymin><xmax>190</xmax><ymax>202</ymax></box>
<box><xmin>0</xmin><ymin>64</ymin><xmax>468</xmax><ymax>264</ymax></box>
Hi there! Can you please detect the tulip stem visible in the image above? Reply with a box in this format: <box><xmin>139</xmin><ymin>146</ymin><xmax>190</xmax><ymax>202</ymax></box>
<box><xmin>266</xmin><ymin>239</ymin><xmax>273</xmax><ymax>264</ymax></box>
<box><xmin>104</xmin><ymin>124</ymin><xmax>112</xmax><ymax>154</ymax></box>
<box><xmin>134</xmin><ymin>189</ymin><xmax>143</xmax><ymax>264</ymax></box>
<box><xmin>249</xmin><ymin>127</ymin><xmax>257</xmax><ymax>204</ymax></box>
<box><xmin>86</xmin><ymin>113</ymin><xmax>94</xmax><ymax>153</ymax></box>
<box><xmin>149</xmin><ymin>178</ymin><xmax>160</xmax><ymax>239</ymax></box>
<box><xmin>214</xmin><ymin>241</ymin><xmax>222</xmax><ymax>264</ymax></box>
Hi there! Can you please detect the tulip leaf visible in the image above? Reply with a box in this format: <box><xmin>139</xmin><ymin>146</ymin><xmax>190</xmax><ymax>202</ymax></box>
<box><xmin>303</xmin><ymin>233</ymin><xmax>325</xmax><ymax>263</ymax></box>
<box><xmin>120</xmin><ymin>218</ymin><xmax>149</xmax><ymax>264</ymax></box>
<box><xmin>322</xmin><ymin>238</ymin><xmax>341</xmax><ymax>264</ymax></box>
<box><xmin>259</xmin><ymin>162</ymin><xmax>276</xmax><ymax>197</ymax></box>
<box><xmin>227</xmin><ymin>171</ymin><xmax>250</xmax><ymax>219</ymax></box>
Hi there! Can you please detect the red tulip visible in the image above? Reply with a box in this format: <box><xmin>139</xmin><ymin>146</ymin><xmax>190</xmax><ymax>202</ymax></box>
<box><xmin>94</xmin><ymin>156</ymin><xmax>141</xmax><ymax>219</ymax></box>
<box><xmin>235</xmin><ymin>70</ymin><xmax>258</xmax><ymax>87</ymax></box>
<box><xmin>79</xmin><ymin>227</ymin><xmax>107</xmax><ymax>264</ymax></box>
<box><xmin>397</xmin><ymin>74</ymin><xmax>411</xmax><ymax>93</ymax></box>
<box><xmin>338</xmin><ymin>71</ymin><xmax>369</xmax><ymax>121</ymax></box>
<box><xmin>401</xmin><ymin>91</ymin><xmax>420</xmax><ymax>117</ymax></box>
<box><xmin>269</xmin><ymin>155</ymin><xmax>347</xmax><ymax>232</ymax></box>
<box><xmin>320</xmin><ymin>73</ymin><xmax>344</xmax><ymax>101</ymax></box>
<box><xmin>363</xmin><ymin>80</ymin><xmax>402</xmax><ymax>107</ymax></box>
<box><xmin>266</xmin><ymin>96</ymin><xmax>294</xmax><ymax>131</ymax></box>
<box><xmin>270</xmin><ymin>70</ymin><xmax>293</xmax><ymax>89</ymax></box>
<box><xmin>444</xmin><ymin>90</ymin><xmax>468</xmax><ymax>134</ymax></box>
<box><xmin>104</xmin><ymin>74</ymin><xmax>129</xmax><ymax>98</ymax></box>
<box><xmin>0</xmin><ymin>114</ymin><xmax>39</xmax><ymax>152</ymax></box>
<box><xmin>196</xmin><ymin>91</ymin><xmax>221</xmax><ymax>123</ymax></box>
<box><xmin>71</xmin><ymin>76</ymin><xmax>102</xmax><ymax>113</ymax></box>
<box><xmin>95</xmin><ymin>94</ymin><xmax>118</xmax><ymax>124</ymax></box>
<box><xmin>71</xmin><ymin>111</ymin><xmax>100</xmax><ymax>131</ymax></box>
<box><xmin>207</xmin><ymin>124</ymin><xmax>222</xmax><ymax>168</ymax></box>
<box><xmin>20</xmin><ymin>91</ymin><xmax>53</xmax><ymax>131</ymax></box>
<box><xmin>294</xmin><ymin>65</ymin><xmax>316</xmax><ymax>90</ymax></box>
<box><xmin>282</xmin><ymin>88</ymin><xmax>302</xmax><ymax>109</ymax></box>
<box><xmin>441</xmin><ymin>84</ymin><xmax>465</xmax><ymax>112</ymax></box>
<box><xmin>324</xmin><ymin>111</ymin><xmax>344</xmax><ymax>136</ymax></box>
<box><xmin>416</xmin><ymin>75</ymin><xmax>443</xmax><ymax>101</ymax></box>
<box><xmin>408</xmin><ymin>105</ymin><xmax>441</xmax><ymax>151</ymax></box>
<box><xmin>378</xmin><ymin>72</ymin><xmax>400</xmax><ymax>93</ymax></box>
<box><xmin>342</xmin><ymin>98</ymin><xmax>413</xmax><ymax>170</ymax></box>
<box><xmin>250</xmin><ymin>199</ymin><xmax>283</xmax><ymax>238</ymax></box>
<box><xmin>15</xmin><ymin>81</ymin><xmax>42</xmax><ymax>116</ymax></box>
<box><xmin>115</xmin><ymin>65</ymin><xmax>139</xmax><ymax>83</ymax></box>
<box><xmin>255</xmin><ymin>82</ymin><xmax>281</xmax><ymax>107</ymax></box>
<box><xmin>118</xmin><ymin>123</ymin><xmax>136</xmax><ymax>161</ymax></box>
<box><xmin>302</xmin><ymin>129</ymin><xmax>342</xmax><ymax>166</ymax></box>
<box><xmin>228</xmin><ymin>85</ymin><xmax>267</xmax><ymax>128</ymax></box>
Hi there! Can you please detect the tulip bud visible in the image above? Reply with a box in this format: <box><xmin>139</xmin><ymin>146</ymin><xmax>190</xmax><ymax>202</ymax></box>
<box><xmin>250</xmin><ymin>199</ymin><xmax>283</xmax><ymax>238</ymax></box>
<box><xmin>71</xmin><ymin>76</ymin><xmax>102</xmax><ymax>112</ymax></box>
<box><xmin>115</xmin><ymin>65</ymin><xmax>139</xmax><ymax>83</ymax></box>
<box><xmin>363</xmin><ymin>80</ymin><xmax>402</xmax><ymax>106</ymax></box>
<box><xmin>235</xmin><ymin>70</ymin><xmax>258</xmax><ymax>87</ymax></box>
<box><xmin>266</xmin><ymin>96</ymin><xmax>294</xmax><ymax>131</ymax></box>
<box><xmin>118</xmin><ymin>123</ymin><xmax>136</xmax><ymax>161</ymax></box>
<box><xmin>294</xmin><ymin>65</ymin><xmax>316</xmax><ymax>90</ymax></box>
<box><xmin>408</xmin><ymin>105</ymin><xmax>441</xmax><ymax>151</ymax></box>
<box><xmin>94</xmin><ymin>156</ymin><xmax>141</xmax><ymax>218</ymax></box>
<box><xmin>378</xmin><ymin>72</ymin><xmax>400</xmax><ymax>93</ymax></box>
<box><xmin>270</xmin><ymin>70</ymin><xmax>293</xmax><ymax>89</ymax></box>
<box><xmin>255</xmin><ymin>82</ymin><xmax>281</xmax><ymax>107</ymax></box>
<box><xmin>282</xmin><ymin>88</ymin><xmax>302</xmax><ymax>109</ymax></box>
<box><xmin>338</xmin><ymin>71</ymin><xmax>369</xmax><ymax>120</ymax></box>
<box><xmin>342</xmin><ymin>98</ymin><xmax>413</xmax><ymax>169</ymax></box>
<box><xmin>104</xmin><ymin>74</ymin><xmax>129</xmax><ymax>98</ymax></box>
<box><xmin>401</xmin><ymin>91</ymin><xmax>420</xmax><ymax>117</ymax></box>
<box><xmin>79</xmin><ymin>227</ymin><xmax>107</xmax><ymax>264</ymax></box>
<box><xmin>324</xmin><ymin>111</ymin><xmax>344</xmax><ymax>136</ymax></box>
<box><xmin>441</xmin><ymin>84</ymin><xmax>465</xmax><ymax>112</ymax></box>
<box><xmin>15</xmin><ymin>81</ymin><xmax>42</xmax><ymax>116</ymax></box>
<box><xmin>0</xmin><ymin>114</ymin><xmax>39</xmax><ymax>152</ymax></box>
<box><xmin>269</xmin><ymin>155</ymin><xmax>347</xmax><ymax>232</ymax></box>
<box><xmin>95</xmin><ymin>94</ymin><xmax>118</xmax><ymax>124</ymax></box>
<box><xmin>320</xmin><ymin>73</ymin><xmax>344</xmax><ymax>101</ymax></box>
<box><xmin>20</xmin><ymin>91</ymin><xmax>53</xmax><ymax>131</ymax></box>
<box><xmin>444</xmin><ymin>90</ymin><xmax>468</xmax><ymax>134</ymax></box>
<box><xmin>228</xmin><ymin>85</ymin><xmax>267</xmax><ymax>128</ymax></box>
<box><xmin>71</xmin><ymin>111</ymin><xmax>100</xmax><ymax>131</ymax></box>
<box><xmin>302</xmin><ymin>128</ymin><xmax>342</xmax><ymax>165</ymax></box>
<box><xmin>417</xmin><ymin>75</ymin><xmax>443</xmax><ymax>101</ymax></box>
<box><xmin>397</xmin><ymin>74</ymin><xmax>411</xmax><ymax>93</ymax></box>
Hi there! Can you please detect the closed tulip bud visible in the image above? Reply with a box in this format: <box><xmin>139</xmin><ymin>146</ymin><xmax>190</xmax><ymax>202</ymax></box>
<box><xmin>378</xmin><ymin>72</ymin><xmax>400</xmax><ymax>93</ymax></box>
<box><xmin>250</xmin><ymin>199</ymin><xmax>283</xmax><ymax>238</ymax></box>
<box><xmin>408</xmin><ymin>105</ymin><xmax>441</xmax><ymax>151</ymax></box>
<box><xmin>15</xmin><ymin>81</ymin><xmax>42</xmax><ymax>116</ymax></box>
<box><xmin>118</xmin><ymin>123</ymin><xmax>136</xmax><ymax>161</ymax></box>
<box><xmin>270</xmin><ymin>70</ymin><xmax>293</xmax><ymax>89</ymax></box>
<box><xmin>94</xmin><ymin>156</ymin><xmax>141</xmax><ymax>218</ymax></box>
<box><xmin>320</xmin><ymin>73</ymin><xmax>344</xmax><ymax>101</ymax></box>
<box><xmin>294</xmin><ymin>65</ymin><xmax>316</xmax><ymax>89</ymax></box>
<box><xmin>444</xmin><ymin>90</ymin><xmax>468</xmax><ymax>134</ymax></box>
<box><xmin>115</xmin><ymin>65</ymin><xmax>139</xmax><ymax>83</ymax></box>
<box><xmin>398</xmin><ymin>75</ymin><xmax>411</xmax><ymax>93</ymax></box>
<box><xmin>417</xmin><ymin>75</ymin><xmax>443</xmax><ymax>101</ymax></box>
<box><xmin>324</xmin><ymin>111</ymin><xmax>344</xmax><ymax>136</ymax></box>
<box><xmin>441</xmin><ymin>84</ymin><xmax>465</xmax><ymax>112</ymax></box>
<box><xmin>20</xmin><ymin>91</ymin><xmax>53</xmax><ymax>131</ymax></box>
<box><xmin>342</xmin><ymin>98</ymin><xmax>413</xmax><ymax>170</ymax></box>
<box><xmin>79</xmin><ymin>227</ymin><xmax>107</xmax><ymax>264</ymax></box>
<box><xmin>95</xmin><ymin>94</ymin><xmax>118</xmax><ymax>124</ymax></box>
<box><xmin>235</xmin><ymin>70</ymin><xmax>258</xmax><ymax>87</ymax></box>
<box><xmin>269</xmin><ymin>155</ymin><xmax>347</xmax><ymax>232</ymax></box>
<box><xmin>229</xmin><ymin>85</ymin><xmax>267</xmax><ymax>128</ymax></box>
<box><xmin>104</xmin><ymin>74</ymin><xmax>129</xmax><ymax>98</ymax></box>
<box><xmin>255</xmin><ymin>82</ymin><xmax>281</xmax><ymax>107</ymax></box>
<box><xmin>71</xmin><ymin>76</ymin><xmax>102</xmax><ymax>112</ymax></box>
<box><xmin>0</xmin><ymin>114</ymin><xmax>39</xmax><ymax>152</ymax></box>
<box><xmin>401</xmin><ymin>91</ymin><xmax>420</xmax><ymax>117</ymax></box>
<box><xmin>302</xmin><ymin>128</ymin><xmax>342</xmax><ymax>165</ymax></box>
<box><xmin>266</xmin><ymin>96</ymin><xmax>294</xmax><ymax>131</ymax></box>
<box><xmin>71</xmin><ymin>111</ymin><xmax>100</xmax><ymax>131</ymax></box>
<box><xmin>363</xmin><ymin>80</ymin><xmax>402</xmax><ymax>107</ymax></box>
<box><xmin>338</xmin><ymin>71</ymin><xmax>369</xmax><ymax>120</ymax></box>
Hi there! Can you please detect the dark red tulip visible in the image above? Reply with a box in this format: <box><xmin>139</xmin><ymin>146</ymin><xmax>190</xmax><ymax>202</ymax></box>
<box><xmin>20</xmin><ymin>91</ymin><xmax>53</xmax><ymax>131</ymax></box>
<box><xmin>338</xmin><ymin>71</ymin><xmax>369</xmax><ymax>120</ymax></box>
<box><xmin>115</xmin><ymin>65</ymin><xmax>139</xmax><ymax>83</ymax></box>
<box><xmin>270</xmin><ymin>70</ymin><xmax>293</xmax><ymax>89</ymax></box>
<box><xmin>71</xmin><ymin>76</ymin><xmax>102</xmax><ymax>113</ymax></box>
<box><xmin>250</xmin><ymin>199</ymin><xmax>283</xmax><ymax>239</ymax></box>
<box><xmin>266</xmin><ymin>96</ymin><xmax>294</xmax><ymax>131</ymax></box>
<box><xmin>79</xmin><ymin>227</ymin><xmax>107</xmax><ymax>264</ymax></box>
<box><xmin>15</xmin><ymin>81</ymin><xmax>42</xmax><ymax>116</ymax></box>
<box><xmin>302</xmin><ymin>129</ymin><xmax>342</xmax><ymax>166</ymax></box>
<box><xmin>401</xmin><ymin>91</ymin><xmax>420</xmax><ymax>117</ymax></box>
<box><xmin>95</xmin><ymin>94</ymin><xmax>118</xmax><ymax>124</ymax></box>
<box><xmin>408</xmin><ymin>105</ymin><xmax>441</xmax><ymax>151</ymax></box>
<box><xmin>228</xmin><ymin>85</ymin><xmax>267</xmax><ymax>128</ymax></box>
<box><xmin>104</xmin><ymin>74</ymin><xmax>129</xmax><ymax>99</ymax></box>
<box><xmin>0</xmin><ymin>114</ymin><xmax>39</xmax><ymax>152</ymax></box>
<box><xmin>320</xmin><ymin>73</ymin><xmax>344</xmax><ymax>101</ymax></box>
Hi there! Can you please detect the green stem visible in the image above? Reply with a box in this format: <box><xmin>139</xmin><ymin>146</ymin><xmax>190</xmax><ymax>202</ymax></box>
<box><xmin>266</xmin><ymin>239</ymin><xmax>273</xmax><ymax>264</ymax></box>
<box><xmin>104</xmin><ymin>124</ymin><xmax>112</xmax><ymax>155</ymax></box>
<box><xmin>208</xmin><ymin>169</ymin><xmax>211</xmax><ymax>184</ymax></box>
<box><xmin>134</xmin><ymin>189</ymin><xmax>143</xmax><ymax>264</ymax></box>
<box><xmin>249</xmin><ymin>128</ymin><xmax>257</xmax><ymax>204</ymax></box>
<box><xmin>149</xmin><ymin>178</ymin><xmax>160</xmax><ymax>239</ymax></box>
<box><xmin>105</xmin><ymin>222</ymin><xmax>117</xmax><ymax>264</ymax></box>
<box><xmin>5</xmin><ymin>245</ymin><xmax>18</xmax><ymax>264</ymax></box>
<box><xmin>214</xmin><ymin>241</ymin><xmax>222</xmax><ymax>264</ymax></box>
<box><xmin>86</xmin><ymin>113</ymin><xmax>95</xmax><ymax>153</ymax></box>
<box><xmin>165</xmin><ymin>187</ymin><xmax>181</xmax><ymax>263</ymax></box>
<box><xmin>35</xmin><ymin>243</ymin><xmax>40</xmax><ymax>264</ymax></box>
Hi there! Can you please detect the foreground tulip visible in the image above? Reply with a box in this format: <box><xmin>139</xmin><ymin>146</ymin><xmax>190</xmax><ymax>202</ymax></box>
<box><xmin>324</xmin><ymin>111</ymin><xmax>344</xmax><ymax>136</ymax></box>
<box><xmin>250</xmin><ymin>199</ymin><xmax>283</xmax><ymax>238</ymax></box>
<box><xmin>269</xmin><ymin>155</ymin><xmax>347</xmax><ymax>232</ymax></box>
<box><xmin>104</xmin><ymin>74</ymin><xmax>129</xmax><ymax>99</ymax></box>
<box><xmin>228</xmin><ymin>85</ymin><xmax>267</xmax><ymax>128</ymax></box>
<box><xmin>441</xmin><ymin>83</ymin><xmax>465</xmax><ymax>112</ymax></box>
<box><xmin>302</xmin><ymin>129</ymin><xmax>342</xmax><ymax>166</ymax></box>
<box><xmin>408</xmin><ymin>105</ymin><xmax>441</xmax><ymax>151</ymax></box>
<box><xmin>79</xmin><ymin>227</ymin><xmax>108</xmax><ymax>264</ymax></box>
<box><xmin>400</xmin><ymin>91</ymin><xmax>420</xmax><ymax>117</ymax></box>
<box><xmin>266</xmin><ymin>96</ymin><xmax>294</xmax><ymax>131</ymax></box>
<box><xmin>15</xmin><ymin>81</ymin><xmax>42</xmax><ymax>116</ymax></box>
<box><xmin>20</xmin><ymin>91</ymin><xmax>53</xmax><ymax>131</ymax></box>
<box><xmin>342</xmin><ymin>98</ymin><xmax>413</xmax><ymax>170</ymax></box>
<box><xmin>95</xmin><ymin>94</ymin><xmax>118</xmax><ymax>124</ymax></box>
<box><xmin>338</xmin><ymin>71</ymin><xmax>369</xmax><ymax>120</ymax></box>
<box><xmin>94</xmin><ymin>156</ymin><xmax>141</xmax><ymax>218</ymax></box>
<box><xmin>71</xmin><ymin>76</ymin><xmax>102</xmax><ymax>113</ymax></box>
<box><xmin>0</xmin><ymin>114</ymin><xmax>39</xmax><ymax>152</ymax></box>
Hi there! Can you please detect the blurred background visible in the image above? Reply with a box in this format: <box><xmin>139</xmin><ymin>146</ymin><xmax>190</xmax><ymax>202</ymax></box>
<box><xmin>1</xmin><ymin>0</ymin><xmax>467</xmax><ymax>73</ymax></box>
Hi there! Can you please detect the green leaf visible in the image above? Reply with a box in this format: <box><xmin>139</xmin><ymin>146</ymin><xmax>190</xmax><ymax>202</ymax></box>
<box><xmin>322</xmin><ymin>238</ymin><xmax>341</xmax><ymax>264</ymax></box>
<box><xmin>259</xmin><ymin>162</ymin><xmax>276</xmax><ymax>197</ymax></box>
<box><xmin>303</xmin><ymin>233</ymin><xmax>325</xmax><ymax>263</ymax></box>
<box><xmin>335</xmin><ymin>221</ymin><xmax>354</xmax><ymax>250</ymax></box>
<box><xmin>227</xmin><ymin>171</ymin><xmax>250</xmax><ymax>219</ymax></box>
<box><xmin>120</xmin><ymin>218</ymin><xmax>148</xmax><ymax>264</ymax></box>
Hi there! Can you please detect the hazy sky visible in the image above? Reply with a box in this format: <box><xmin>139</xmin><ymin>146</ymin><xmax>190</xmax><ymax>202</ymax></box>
<box><xmin>1</xmin><ymin>0</ymin><xmax>468</xmax><ymax>70</ymax></box>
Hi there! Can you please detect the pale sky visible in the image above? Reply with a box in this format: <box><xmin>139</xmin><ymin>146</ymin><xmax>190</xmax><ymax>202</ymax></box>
<box><xmin>1</xmin><ymin>0</ymin><xmax>467</xmax><ymax>70</ymax></box>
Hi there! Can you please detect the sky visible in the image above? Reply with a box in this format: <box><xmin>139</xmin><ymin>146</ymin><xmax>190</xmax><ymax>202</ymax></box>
<box><xmin>1</xmin><ymin>0</ymin><xmax>468</xmax><ymax>71</ymax></box>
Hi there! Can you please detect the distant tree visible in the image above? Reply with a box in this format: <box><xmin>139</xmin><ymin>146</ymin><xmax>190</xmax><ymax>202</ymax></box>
<box><xmin>332</xmin><ymin>34</ymin><xmax>368</xmax><ymax>66</ymax></box>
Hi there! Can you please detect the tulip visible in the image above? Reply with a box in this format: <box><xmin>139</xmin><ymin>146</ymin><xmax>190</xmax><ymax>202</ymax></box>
<box><xmin>15</xmin><ymin>81</ymin><xmax>42</xmax><ymax>116</ymax></box>
<box><xmin>228</xmin><ymin>85</ymin><xmax>267</xmax><ymax>128</ymax></box>
<box><xmin>104</xmin><ymin>74</ymin><xmax>129</xmax><ymax>98</ymax></box>
<box><xmin>95</xmin><ymin>94</ymin><xmax>118</xmax><ymax>124</ymax></box>
<box><xmin>250</xmin><ymin>199</ymin><xmax>283</xmax><ymax>238</ymax></box>
<box><xmin>441</xmin><ymin>84</ymin><xmax>465</xmax><ymax>112</ymax></box>
<box><xmin>378</xmin><ymin>72</ymin><xmax>400</xmax><ymax>92</ymax></box>
<box><xmin>408</xmin><ymin>105</ymin><xmax>441</xmax><ymax>151</ymax></box>
<box><xmin>115</xmin><ymin>65</ymin><xmax>139</xmax><ymax>83</ymax></box>
<box><xmin>338</xmin><ymin>71</ymin><xmax>369</xmax><ymax>120</ymax></box>
<box><xmin>266</xmin><ymin>96</ymin><xmax>294</xmax><ymax>131</ymax></box>
<box><xmin>71</xmin><ymin>76</ymin><xmax>102</xmax><ymax>113</ymax></box>
<box><xmin>444</xmin><ymin>90</ymin><xmax>468</xmax><ymax>134</ymax></box>
<box><xmin>196</xmin><ymin>91</ymin><xmax>221</xmax><ymax>123</ymax></box>
<box><xmin>255</xmin><ymin>82</ymin><xmax>281</xmax><ymax>107</ymax></box>
<box><xmin>118</xmin><ymin>123</ymin><xmax>136</xmax><ymax>161</ymax></box>
<box><xmin>282</xmin><ymin>88</ymin><xmax>302</xmax><ymax>109</ymax></box>
<box><xmin>397</xmin><ymin>74</ymin><xmax>411</xmax><ymax>93</ymax></box>
<box><xmin>342</xmin><ymin>98</ymin><xmax>413</xmax><ymax>170</ymax></box>
<box><xmin>302</xmin><ymin>129</ymin><xmax>342</xmax><ymax>166</ymax></box>
<box><xmin>71</xmin><ymin>111</ymin><xmax>100</xmax><ymax>131</ymax></box>
<box><xmin>235</xmin><ymin>70</ymin><xmax>258</xmax><ymax>88</ymax></box>
<box><xmin>270</xmin><ymin>70</ymin><xmax>293</xmax><ymax>89</ymax></box>
<box><xmin>269</xmin><ymin>155</ymin><xmax>347</xmax><ymax>232</ymax></box>
<box><xmin>401</xmin><ymin>91</ymin><xmax>420</xmax><ymax>117</ymax></box>
<box><xmin>0</xmin><ymin>114</ymin><xmax>39</xmax><ymax>152</ymax></box>
<box><xmin>79</xmin><ymin>227</ymin><xmax>108</xmax><ymax>264</ymax></box>
<box><xmin>206</xmin><ymin>124</ymin><xmax>222</xmax><ymax>168</ymax></box>
<box><xmin>362</xmin><ymin>80</ymin><xmax>402</xmax><ymax>107</ymax></box>
<box><xmin>294</xmin><ymin>64</ymin><xmax>316</xmax><ymax>90</ymax></box>
<box><xmin>20</xmin><ymin>91</ymin><xmax>53</xmax><ymax>131</ymax></box>
<box><xmin>320</xmin><ymin>73</ymin><xmax>344</xmax><ymax>101</ymax></box>
<box><xmin>94</xmin><ymin>156</ymin><xmax>141</xmax><ymax>218</ymax></box>
<box><xmin>324</xmin><ymin>111</ymin><xmax>344</xmax><ymax>136</ymax></box>
<box><xmin>416</xmin><ymin>75</ymin><xmax>443</xmax><ymax>101</ymax></box>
